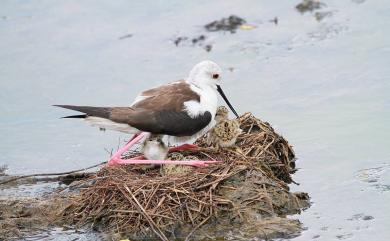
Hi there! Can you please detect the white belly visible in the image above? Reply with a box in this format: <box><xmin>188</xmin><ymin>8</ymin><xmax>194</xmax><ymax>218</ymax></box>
<box><xmin>85</xmin><ymin>116</ymin><xmax>139</xmax><ymax>134</ymax></box>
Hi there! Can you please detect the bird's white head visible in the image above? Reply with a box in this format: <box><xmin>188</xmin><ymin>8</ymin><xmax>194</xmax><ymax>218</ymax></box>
<box><xmin>187</xmin><ymin>60</ymin><xmax>239</xmax><ymax>118</ymax></box>
<box><xmin>187</xmin><ymin>60</ymin><xmax>222</xmax><ymax>88</ymax></box>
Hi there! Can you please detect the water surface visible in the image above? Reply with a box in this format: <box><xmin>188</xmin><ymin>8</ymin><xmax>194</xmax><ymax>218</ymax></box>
<box><xmin>1</xmin><ymin>0</ymin><xmax>389</xmax><ymax>240</ymax></box>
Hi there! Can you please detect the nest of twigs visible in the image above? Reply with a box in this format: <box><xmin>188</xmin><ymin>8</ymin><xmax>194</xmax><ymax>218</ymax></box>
<box><xmin>61</xmin><ymin>113</ymin><xmax>309</xmax><ymax>240</ymax></box>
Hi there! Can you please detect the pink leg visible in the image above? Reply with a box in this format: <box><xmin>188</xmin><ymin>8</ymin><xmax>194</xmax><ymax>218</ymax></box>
<box><xmin>126</xmin><ymin>133</ymin><xmax>140</xmax><ymax>144</ymax></box>
<box><xmin>107</xmin><ymin>132</ymin><xmax>149</xmax><ymax>166</ymax></box>
<box><xmin>108</xmin><ymin>136</ymin><xmax>220</xmax><ymax>168</ymax></box>
<box><xmin>113</xmin><ymin>159</ymin><xmax>221</xmax><ymax>167</ymax></box>
<box><xmin>128</xmin><ymin>143</ymin><xmax>199</xmax><ymax>160</ymax></box>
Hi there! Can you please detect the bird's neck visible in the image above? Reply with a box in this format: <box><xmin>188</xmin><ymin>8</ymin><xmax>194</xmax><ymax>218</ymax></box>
<box><xmin>186</xmin><ymin>81</ymin><xmax>218</xmax><ymax>117</ymax></box>
<box><xmin>199</xmin><ymin>85</ymin><xmax>218</xmax><ymax>116</ymax></box>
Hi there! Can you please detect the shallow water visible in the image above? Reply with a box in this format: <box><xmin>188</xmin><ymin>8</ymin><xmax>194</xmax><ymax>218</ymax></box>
<box><xmin>1</xmin><ymin>0</ymin><xmax>389</xmax><ymax>240</ymax></box>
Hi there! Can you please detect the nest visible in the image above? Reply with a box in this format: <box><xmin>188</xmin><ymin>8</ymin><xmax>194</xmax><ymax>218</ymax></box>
<box><xmin>61</xmin><ymin>113</ymin><xmax>308</xmax><ymax>240</ymax></box>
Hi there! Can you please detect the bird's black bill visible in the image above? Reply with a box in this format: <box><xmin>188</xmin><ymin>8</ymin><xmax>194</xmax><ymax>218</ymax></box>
<box><xmin>216</xmin><ymin>85</ymin><xmax>239</xmax><ymax>118</ymax></box>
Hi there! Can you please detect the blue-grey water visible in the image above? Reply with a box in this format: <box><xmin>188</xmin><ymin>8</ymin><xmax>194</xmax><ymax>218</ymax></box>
<box><xmin>1</xmin><ymin>0</ymin><xmax>389</xmax><ymax>240</ymax></box>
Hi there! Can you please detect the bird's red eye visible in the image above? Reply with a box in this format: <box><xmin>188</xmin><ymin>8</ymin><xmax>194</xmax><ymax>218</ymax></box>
<box><xmin>212</xmin><ymin>74</ymin><xmax>219</xmax><ymax>79</ymax></box>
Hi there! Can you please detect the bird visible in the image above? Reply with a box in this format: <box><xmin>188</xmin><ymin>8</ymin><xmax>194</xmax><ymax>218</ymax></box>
<box><xmin>54</xmin><ymin>60</ymin><xmax>239</xmax><ymax>167</ymax></box>
<box><xmin>132</xmin><ymin>134</ymin><xmax>169</xmax><ymax>170</ymax></box>
<box><xmin>208</xmin><ymin>106</ymin><xmax>242</xmax><ymax>148</ymax></box>
<box><xmin>214</xmin><ymin>105</ymin><xmax>229</xmax><ymax>123</ymax></box>
<box><xmin>141</xmin><ymin>135</ymin><xmax>169</xmax><ymax>161</ymax></box>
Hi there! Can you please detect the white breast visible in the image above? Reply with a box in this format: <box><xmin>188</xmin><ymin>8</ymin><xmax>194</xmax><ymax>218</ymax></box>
<box><xmin>183</xmin><ymin>83</ymin><xmax>218</xmax><ymax>118</ymax></box>
<box><xmin>170</xmin><ymin>83</ymin><xmax>218</xmax><ymax>145</ymax></box>
<box><xmin>142</xmin><ymin>140</ymin><xmax>168</xmax><ymax>160</ymax></box>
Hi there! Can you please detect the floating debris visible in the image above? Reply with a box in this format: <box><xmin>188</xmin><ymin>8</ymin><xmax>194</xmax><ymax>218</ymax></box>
<box><xmin>355</xmin><ymin>165</ymin><xmax>389</xmax><ymax>183</ymax></box>
<box><xmin>174</xmin><ymin>35</ymin><xmax>205</xmax><ymax>46</ymax></box>
<box><xmin>205</xmin><ymin>15</ymin><xmax>246</xmax><ymax>33</ymax></box>
<box><xmin>296</xmin><ymin>0</ymin><xmax>326</xmax><ymax>14</ymax></box>
<box><xmin>355</xmin><ymin>164</ymin><xmax>390</xmax><ymax>193</ymax></box>
<box><xmin>315</xmin><ymin>11</ymin><xmax>333</xmax><ymax>21</ymax></box>
<box><xmin>173</xmin><ymin>36</ymin><xmax>188</xmax><ymax>46</ymax></box>
<box><xmin>204</xmin><ymin>44</ymin><xmax>212</xmax><ymax>52</ymax></box>
<box><xmin>173</xmin><ymin>35</ymin><xmax>212</xmax><ymax>52</ymax></box>
<box><xmin>239</xmin><ymin>24</ymin><xmax>257</xmax><ymax>30</ymax></box>
<box><xmin>191</xmin><ymin>35</ymin><xmax>206</xmax><ymax>44</ymax></box>
<box><xmin>118</xmin><ymin>34</ymin><xmax>133</xmax><ymax>40</ymax></box>
<box><xmin>347</xmin><ymin>213</ymin><xmax>374</xmax><ymax>221</ymax></box>
<box><xmin>270</xmin><ymin>17</ymin><xmax>279</xmax><ymax>25</ymax></box>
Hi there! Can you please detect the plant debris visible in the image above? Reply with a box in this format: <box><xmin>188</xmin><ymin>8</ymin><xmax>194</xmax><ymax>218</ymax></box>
<box><xmin>173</xmin><ymin>35</ymin><xmax>212</xmax><ymax>52</ymax></box>
<box><xmin>270</xmin><ymin>17</ymin><xmax>279</xmax><ymax>25</ymax></box>
<box><xmin>118</xmin><ymin>34</ymin><xmax>133</xmax><ymax>40</ymax></box>
<box><xmin>59</xmin><ymin>113</ymin><xmax>309</xmax><ymax>240</ymax></box>
<box><xmin>0</xmin><ymin>195</ymin><xmax>70</xmax><ymax>240</ymax></box>
<box><xmin>296</xmin><ymin>0</ymin><xmax>326</xmax><ymax>14</ymax></box>
<box><xmin>205</xmin><ymin>15</ymin><xmax>246</xmax><ymax>33</ymax></box>
<box><xmin>239</xmin><ymin>24</ymin><xmax>257</xmax><ymax>30</ymax></box>
<box><xmin>315</xmin><ymin>11</ymin><xmax>333</xmax><ymax>21</ymax></box>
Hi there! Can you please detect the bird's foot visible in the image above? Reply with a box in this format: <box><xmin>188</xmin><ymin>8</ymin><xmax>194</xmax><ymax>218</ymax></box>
<box><xmin>107</xmin><ymin>157</ymin><xmax>122</xmax><ymax>166</ymax></box>
<box><xmin>106</xmin><ymin>132</ymin><xmax>149</xmax><ymax>166</ymax></box>
<box><xmin>169</xmin><ymin>144</ymin><xmax>198</xmax><ymax>152</ymax></box>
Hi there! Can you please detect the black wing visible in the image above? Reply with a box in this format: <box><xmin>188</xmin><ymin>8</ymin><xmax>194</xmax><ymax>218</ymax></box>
<box><xmin>54</xmin><ymin>105</ymin><xmax>212</xmax><ymax>137</ymax></box>
<box><xmin>129</xmin><ymin>110</ymin><xmax>212</xmax><ymax>136</ymax></box>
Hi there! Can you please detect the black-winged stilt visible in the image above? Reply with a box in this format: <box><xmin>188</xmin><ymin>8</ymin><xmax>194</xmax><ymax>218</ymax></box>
<box><xmin>54</xmin><ymin>60</ymin><xmax>238</xmax><ymax>167</ymax></box>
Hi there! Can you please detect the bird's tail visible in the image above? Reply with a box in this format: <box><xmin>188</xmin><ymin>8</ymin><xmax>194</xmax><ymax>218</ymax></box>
<box><xmin>62</xmin><ymin>114</ymin><xmax>88</xmax><ymax>118</ymax></box>
<box><xmin>53</xmin><ymin>105</ymin><xmax>111</xmax><ymax>118</ymax></box>
<box><xmin>53</xmin><ymin>104</ymin><xmax>138</xmax><ymax>134</ymax></box>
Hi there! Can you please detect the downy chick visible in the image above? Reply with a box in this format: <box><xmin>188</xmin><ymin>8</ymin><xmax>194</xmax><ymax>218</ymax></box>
<box><xmin>214</xmin><ymin>106</ymin><xmax>229</xmax><ymax>123</ymax></box>
<box><xmin>141</xmin><ymin>135</ymin><xmax>168</xmax><ymax>160</ymax></box>
<box><xmin>210</xmin><ymin>119</ymin><xmax>242</xmax><ymax>148</ymax></box>
<box><xmin>208</xmin><ymin>106</ymin><xmax>242</xmax><ymax>148</ymax></box>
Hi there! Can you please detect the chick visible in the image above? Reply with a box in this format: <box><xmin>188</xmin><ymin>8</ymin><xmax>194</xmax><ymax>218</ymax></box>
<box><xmin>141</xmin><ymin>134</ymin><xmax>168</xmax><ymax>160</ymax></box>
<box><xmin>210</xmin><ymin>119</ymin><xmax>242</xmax><ymax>148</ymax></box>
<box><xmin>215</xmin><ymin>106</ymin><xmax>229</xmax><ymax>123</ymax></box>
<box><xmin>208</xmin><ymin>106</ymin><xmax>242</xmax><ymax>148</ymax></box>
<box><xmin>160</xmin><ymin>152</ymin><xmax>194</xmax><ymax>175</ymax></box>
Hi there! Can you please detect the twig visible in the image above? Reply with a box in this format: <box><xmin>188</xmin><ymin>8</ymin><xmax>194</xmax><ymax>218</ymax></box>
<box><xmin>121</xmin><ymin>184</ymin><xmax>169</xmax><ymax>241</ymax></box>
<box><xmin>194</xmin><ymin>166</ymin><xmax>247</xmax><ymax>190</ymax></box>
<box><xmin>0</xmin><ymin>161</ymin><xmax>106</xmax><ymax>185</ymax></box>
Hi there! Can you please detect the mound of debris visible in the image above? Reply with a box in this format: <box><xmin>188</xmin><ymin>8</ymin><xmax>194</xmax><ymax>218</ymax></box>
<box><xmin>60</xmin><ymin>113</ymin><xmax>310</xmax><ymax>240</ymax></box>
